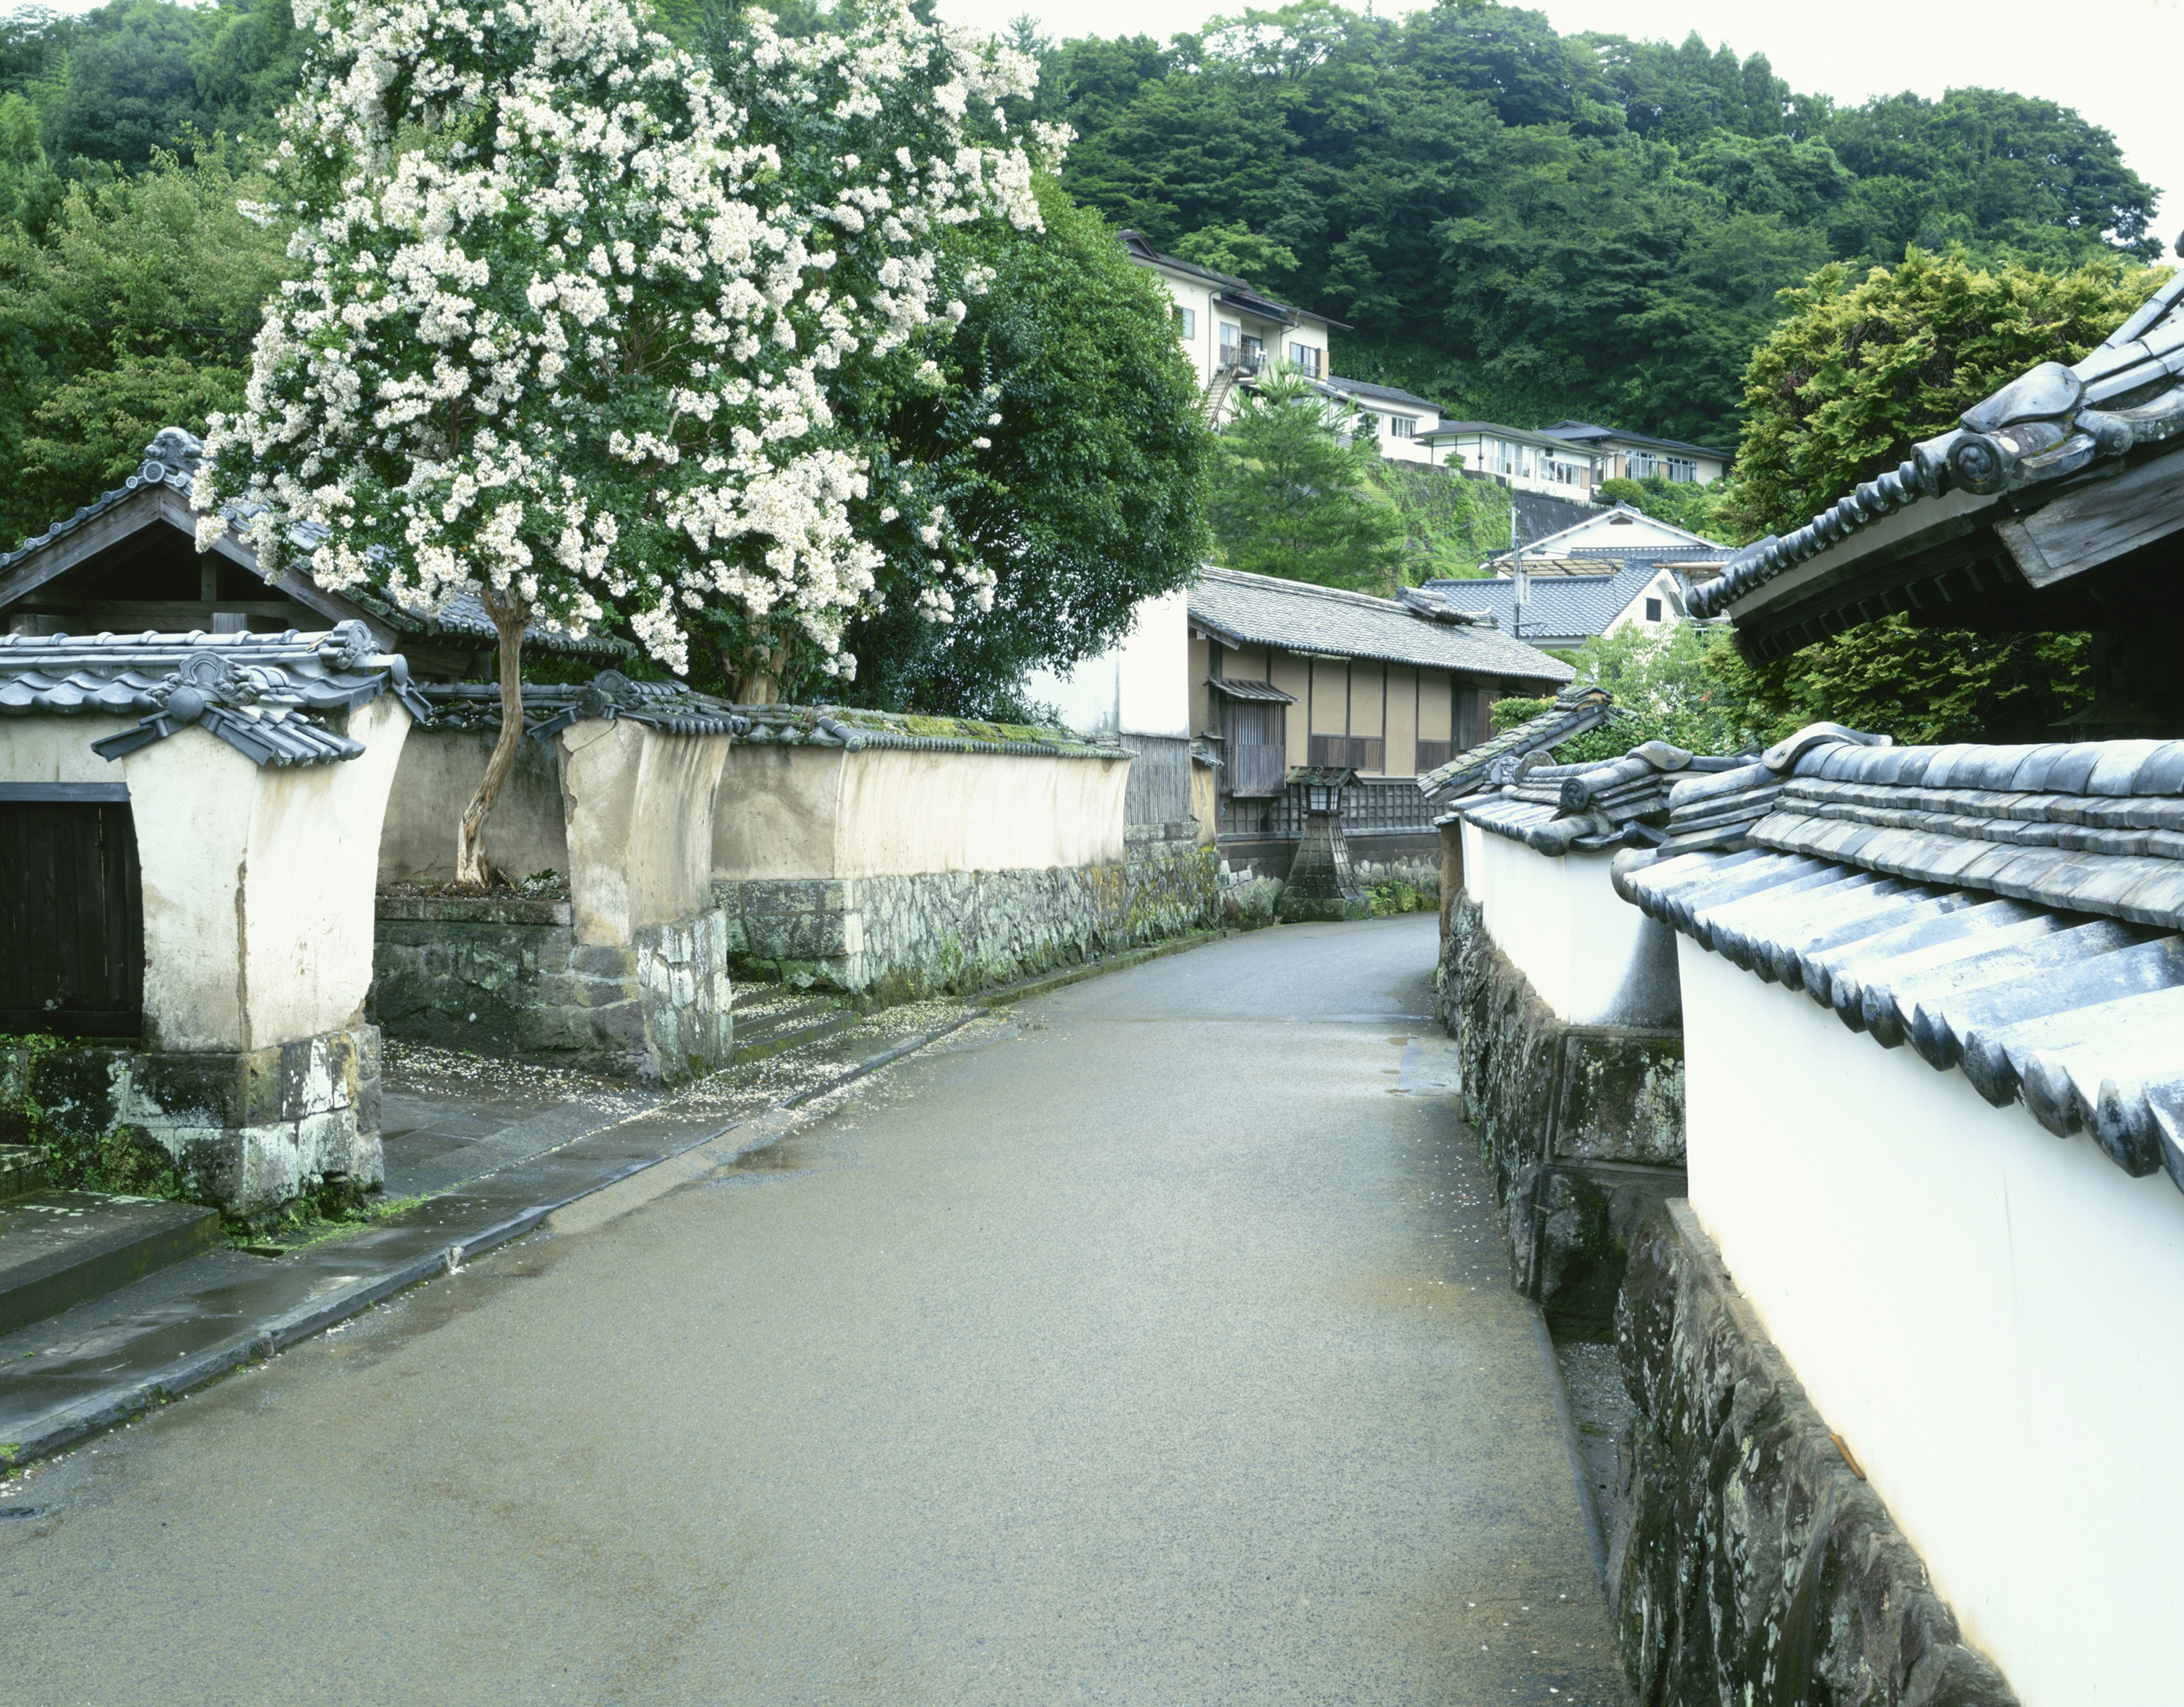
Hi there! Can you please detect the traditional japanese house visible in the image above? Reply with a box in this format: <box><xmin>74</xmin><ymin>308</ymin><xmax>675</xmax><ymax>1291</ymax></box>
<box><xmin>0</xmin><ymin>429</ymin><xmax>621</xmax><ymax>677</ymax></box>
<box><xmin>1186</xmin><ymin>565</ymin><xmax>1570</xmax><ymax>879</ymax></box>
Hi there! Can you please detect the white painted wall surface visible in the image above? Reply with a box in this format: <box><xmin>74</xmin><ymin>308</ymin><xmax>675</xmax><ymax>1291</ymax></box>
<box><xmin>1470</xmin><ymin>828</ymin><xmax>1679</xmax><ymax>1025</ymax></box>
<box><xmin>377</xmin><ymin>727</ymin><xmax>572</xmax><ymax>884</ymax></box>
<box><xmin>714</xmin><ymin>744</ymin><xmax>1131</xmax><ymax>881</ymax></box>
<box><xmin>1678</xmin><ymin>940</ymin><xmax>2184</xmax><ymax>1707</ymax></box>
<box><xmin>1022</xmin><ymin>586</ymin><xmax>1190</xmax><ymax>740</ymax></box>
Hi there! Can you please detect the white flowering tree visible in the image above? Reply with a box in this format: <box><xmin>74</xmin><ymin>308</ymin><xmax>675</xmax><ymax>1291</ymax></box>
<box><xmin>197</xmin><ymin>0</ymin><xmax>1056</xmax><ymax>885</ymax></box>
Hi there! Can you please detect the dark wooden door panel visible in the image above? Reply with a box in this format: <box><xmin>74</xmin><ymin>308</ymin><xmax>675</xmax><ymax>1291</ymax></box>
<box><xmin>0</xmin><ymin>802</ymin><xmax>144</xmax><ymax>1037</ymax></box>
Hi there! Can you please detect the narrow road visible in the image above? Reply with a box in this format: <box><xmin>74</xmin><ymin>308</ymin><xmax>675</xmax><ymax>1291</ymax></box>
<box><xmin>2</xmin><ymin>915</ymin><xmax>1627</xmax><ymax>1705</ymax></box>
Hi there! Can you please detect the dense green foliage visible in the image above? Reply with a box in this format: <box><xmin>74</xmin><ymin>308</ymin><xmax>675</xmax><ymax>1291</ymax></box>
<box><xmin>1030</xmin><ymin>1</ymin><xmax>2159</xmax><ymax>445</ymax></box>
<box><xmin>1375</xmin><ymin>459</ymin><xmax>1511</xmax><ymax>580</ymax></box>
<box><xmin>835</xmin><ymin>177</ymin><xmax>1213</xmax><ymax>714</ymax></box>
<box><xmin>1724</xmin><ymin>247</ymin><xmax>2161</xmax><ymax>538</ymax></box>
<box><xmin>0</xmin><ymin>143</ymin><xmax>288</xmax><ymax>551</ymax></box>
<box><xmin>1205</xmin><ymin>366</ymin><xmax>1404</xmax><ymax>590</ymax></box>
<box><xmin>1713</xmin><ymin>246</ymin><xmax>2157</xmax><ymax>743</ymax></box>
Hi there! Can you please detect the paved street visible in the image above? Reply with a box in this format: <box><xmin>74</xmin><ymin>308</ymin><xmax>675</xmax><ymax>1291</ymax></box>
<box><xmin>1</xmin><ymin>915</ymin><xmax>1625</xmax><ymax>1705</ymax></box>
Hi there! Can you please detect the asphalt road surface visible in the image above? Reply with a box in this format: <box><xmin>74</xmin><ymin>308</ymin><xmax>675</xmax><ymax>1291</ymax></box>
<box><xmin>1</xmin><ymin>914</ymin><xmax>1628</xmax><ymax>1705</ymax></box>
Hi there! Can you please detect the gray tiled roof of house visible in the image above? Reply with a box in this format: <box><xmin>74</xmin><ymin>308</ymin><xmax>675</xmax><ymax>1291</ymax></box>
<box><xmin>1117</xmin><ymin>231</ymin><xmax>1349</xmax><ymax>330</ymax></box>
<box><xmin>1691</xmin><ymin>270</ymin><xmax>2184</xmax><ymax>618</ymax></box>
<box><xmin>0</xmin><ymin>429</ymin><xmax>621</xmax><ymax>657</ymax></box>
<box><xmin>0</xmin><ymin>623</ymin><xmax>429</xmax><ymax>766</ymax></box>
<box><xmin>1458</xmin><ymin>740</ymin><xmax>1752</xmax><ymax>854</ymax></box>
<box><xmin>1540</xmin><ymin>420</ymin><xmax>1732</xmax><ymax>462</ymax></box>
<box><xmin>1417</xmin><ymin>683</ymin><xmax>1612</xmax><ymax>802</ymax></box>
<box><xmin>1324</xmin><ymin>375</ymin><xmax>1442</xmax><ymax>413</ymax></box>
<box><xmin>1614</xmin><ymin>725</ymin><xmax>2184</xmax><ymax>1196</ymax></box>
<box><xmin>1190</xmin><ymin>565</ymin><xmax>1574</xmax><ymax>685</ymax></box>
<box><xmin>1422</xmin><ymin>559</ymin><xmax>1665</xmax><ymax>641</ymax></box>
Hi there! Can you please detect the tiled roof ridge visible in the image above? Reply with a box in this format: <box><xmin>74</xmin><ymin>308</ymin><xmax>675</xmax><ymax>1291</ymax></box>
<box><xmin>1416</xmin><ymin>683</ymin><xmax>1614</xmax><ymax>803</ymax></box>
<box><xmin>1454</xmin><ymin>735</ymin><xmax>1755</xmax><ymax>855</ymax></box>
<box><xmin>0</xmin><ymin>621</ymin><xmax>428</xmax><ymax>768</ymax></box>
<box><xmin>1614</xmin><ymin>844</ymin><xmax>2184</xmax><ymax>1197</ymax></box>
<box><xmin>1694</xmin><ymin>271</ymin><xmax>2184</xmax><ymax>618</ymax></box>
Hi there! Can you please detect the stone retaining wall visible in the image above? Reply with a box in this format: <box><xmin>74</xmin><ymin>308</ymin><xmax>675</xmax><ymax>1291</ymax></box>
<box><xmin>0</xmin><ymin>1027</ymin><xmax>379</xmax><ymax>1219</ymax></box>
<box><xmin>370</xmin><ymin>896</ymin><xmax>731</xmax><ymax>1082</ymax></box>
<box><xmin>1436</xmin><ymin>896</ymin><xmax>1684</xmax><ymax>1333</ymax></box>
<box><xmin>1611</xmin><ymin>1201</ymin><xmax>2018</xmax><ymax>1705</ymax></box>
<box><xmin>716</xmin><ymin>823</ymin><xmax>1220</xmax><ymax>1000</ymax></box>
<box><xmin>1217</xmin><ymin>846</ymin><xmax>1441</xmax><ymax>929</ymax></box>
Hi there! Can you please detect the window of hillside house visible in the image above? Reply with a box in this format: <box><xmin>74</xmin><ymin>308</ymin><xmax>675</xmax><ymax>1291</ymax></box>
<box><xmin>1287</xmin><ymin>342</ymin><xmax>1322</xmax><ymax>377</ymax></box>
<box><xmin>1219</xmin><ymin>324</ymin><xmax>1240</xmax><ymax>367</ymax></box>
<box><xmin>1664</xmin><ymin>456</ymin><xmax>1698</xmax><ymax>483</ymax></box>
<box><xmin>1545</xmin><ymin>458</ymin><xmax>1583</xmax><ymax>486</ymax></box>
<box><xmin>1389</xmin><ymin>416</ymin><xmax>1417</xmax><ymax>438</ymax></box>
<box><xmin>1644</xmin><ymin>597</ymin><xmax>1662</xmax><ymax>622</ymax></box>
<box><xmin>1415</xmin><ymin>739</ymin><xmax>1454</xmax><ymax>773</ymax></box>
<box><xmin>1241</xmin><ymin>334</ymin><xmax>1265</xmax><ymax>372</ymax></box>
<box><xmin>1174</xmin><ymin>306</ymin><xmax>1196</xmax><ymax>340</ymax></box>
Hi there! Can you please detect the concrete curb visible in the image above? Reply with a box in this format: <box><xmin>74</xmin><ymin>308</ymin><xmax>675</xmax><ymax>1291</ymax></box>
<box><xmin>973</xmin><ymin>930</ymin><xmax>1227</xmax><ymax>1008</ymax></box>
<box><xmin>2</xmin><ymin>932</ymin><xmax>1219</xmax><ymax>1472</ymax></box>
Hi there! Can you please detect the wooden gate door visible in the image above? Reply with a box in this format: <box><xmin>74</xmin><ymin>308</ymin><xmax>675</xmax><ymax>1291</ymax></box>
<box><xmin>0</xmin><ymin>786</ymin><xmax>145</xmax><ymax>1038</ymax></box>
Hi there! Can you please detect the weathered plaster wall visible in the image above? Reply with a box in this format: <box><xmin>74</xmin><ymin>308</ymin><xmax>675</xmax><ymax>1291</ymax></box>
<box><xmin>1437</xmin><ymin>896</ymin><xmax>1684</xmax><ymax>1333</ymax></box>
<box><xmin>712</xmin><ymin>743</ymin><xmax>1130</xmax><ymax>881</ymax></box>
<box><xmin>1468</xmin><ymin>828</ymin><xmax>1680</xmax><ymax>1027</ymax></box>
<box><xmin>1612</xmin><ymin>1201</ymin><xmax>2017</xmax><ymax>1707</ymax></box>
<box><xmin>1676</xmin><ymin>939</ymin><xmax>2184</xmax><ymax>1705</ymax></box>
<box><xmin>0</xmin><ymin>698</ymin><xmax>409</xmax><ymax>1053</ymax></box>
<box><xmin>717</xmin><ymin>822</ymin><xmax>1218</xmax><ymax>1000</ymax></box>
<box><xmin>561</xmin><ymin>718</ymin><xmax>729</xmax><ymax>944</ymax></box>
<box><xmin>377</xmin><ymin>726</ymin><xmax>569</xmax><ymax>884</ymax></box>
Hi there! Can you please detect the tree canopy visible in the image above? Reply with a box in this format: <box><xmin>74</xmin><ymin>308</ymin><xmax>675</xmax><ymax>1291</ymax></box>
<box><xmin>1028</xmin><ymin>0</ymin><xmax>2161</xmax><ymax>446</ymax></box>
<box><xmin>1205</xmin><ymin>365</ymin><xmax>1404</xmax><ymax>591</ymax></box>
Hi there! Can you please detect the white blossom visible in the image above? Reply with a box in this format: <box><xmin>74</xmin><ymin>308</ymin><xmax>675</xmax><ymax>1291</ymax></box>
<box><xmin>201</xmin><ymin>0</ymin><xmax>1056</xmax><ymax>683</ymax></box>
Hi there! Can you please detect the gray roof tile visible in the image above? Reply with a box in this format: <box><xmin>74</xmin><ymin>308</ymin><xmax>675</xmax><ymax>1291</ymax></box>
<box><xmin>1190</xmin><ymin>565</ymin><xmax>1573</xmax><ymax>685</ymax></box>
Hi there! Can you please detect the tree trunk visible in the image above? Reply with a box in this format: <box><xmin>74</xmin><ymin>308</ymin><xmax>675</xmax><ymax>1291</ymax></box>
<box><xmin>456</xmin><ymin>586</ymin><xmax>531</xmax><ymax>889</ymax></box>
<box><xmin>721</xmin><ymin>628</ymin><xmax>791</xmax><ymax>705</ymax></box>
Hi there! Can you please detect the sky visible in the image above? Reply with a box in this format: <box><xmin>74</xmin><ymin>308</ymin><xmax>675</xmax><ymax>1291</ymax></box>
<box><xmin>924</xmin><ymin>0</ymin><xmax>2184</xmax><ymax>249</ymax></box>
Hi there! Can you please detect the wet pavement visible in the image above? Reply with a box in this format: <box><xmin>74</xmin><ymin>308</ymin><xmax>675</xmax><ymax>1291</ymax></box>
<box><xmin>0</xmin><ymin>917</ymin><xmax>1629</xmax><ymax>1705</ymax></box>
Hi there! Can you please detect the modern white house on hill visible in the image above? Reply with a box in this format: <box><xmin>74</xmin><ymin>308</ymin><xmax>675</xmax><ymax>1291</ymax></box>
<box><xmin>1427</xmin><ymin>505</ymin><xmax>1732</xmax><ymax>651</ymax></box>
<box><xmin>1119</xmin><ymin>230</ymin><xmax>1345</xmax><ymax>417</ymax></box>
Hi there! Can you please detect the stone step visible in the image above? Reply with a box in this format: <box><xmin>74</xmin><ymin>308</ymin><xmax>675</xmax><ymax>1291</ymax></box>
<box><xmin>0</xmin><ymin>1146</ymin><xmax>48</xmax><ymax>1205</ymax></box>
<box><xmin>0</xmin><ymin>1191</ymin><xmax>222</xmax><ymax>1339</ymax></box>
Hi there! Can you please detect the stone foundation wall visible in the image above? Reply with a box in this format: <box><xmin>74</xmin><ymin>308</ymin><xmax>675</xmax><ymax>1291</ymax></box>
<box><xmin>370</xmin><ymin>896</ymin><xmax>731</xmax><ymax>1082</ymax></box>
<box><xmin>1436</xmin><ymin>895</ymin><xmax>1684</xmax><ymax>1333</ymax></box>
<box><xmin>0</xmin><ymin>1027</ymin><xmax>379</xmax><ymax>1217</ymax></box>
<box><xmin>716</xmin><ymin>823</ymin><xmax>1220</xmax><ymax>1000</ymax></box>
<box><xmin>1611</xmin><ymin>1201</ymin><xmax>2018</xmax><ymax>1706</ymax></box>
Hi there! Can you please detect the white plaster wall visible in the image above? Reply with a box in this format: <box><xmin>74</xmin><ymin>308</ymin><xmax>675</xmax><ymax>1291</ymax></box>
<box><xmin>377</xmin><ymin>726</ymin><xmax>570</xmax><ymax>884</ymax></box>
<box><xmin>1022</xmin><ymin>586</ymin><xmax>1190</xmax><ymax>740</ymax></box>
<box><xmin>1471</xmin><ymin>829</ymin><xmax>1678</xmax><ymax>1025</ymax></box>
<box><xmin>1679</xmin><ymin>941</ymin><xmax>2184</xmax><ymax>1707</ymax></box>
<box><xmin>559</xmin><ymin>719</ymin><xmax>730</xmax><ymax>946</ymax></box>
<box><xmin>0</xmin><ymin>701</ymin><xmax>410</xmax><ymax>1051</ymax></box>
<box><xmin>712</xmin><ymin>744</ymin><xmax>1130</xmax><ymax>881</ymax></box>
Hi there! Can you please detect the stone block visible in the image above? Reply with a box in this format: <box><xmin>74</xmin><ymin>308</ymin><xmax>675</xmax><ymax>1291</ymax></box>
<box><xmin>124</xmin><ymin>1050</ymin><xmax>246</xmax><ymax>1130</ymax></box>
<box><xmin>572</xmin><ymin>943</ymin><xmax>638</xmax><ymax>979</ymax></box>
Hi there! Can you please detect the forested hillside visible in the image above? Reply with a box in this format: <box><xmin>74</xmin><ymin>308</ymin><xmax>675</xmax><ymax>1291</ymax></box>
<box><xmin>0</xmin><ymin>0</ymin><xmax>2162</xmax><ymax>555</ymax></box>
<box><xmin>1030</xmin><ymin>0</ymin><xmax>2160</xmax><ymax>444</ymax></box>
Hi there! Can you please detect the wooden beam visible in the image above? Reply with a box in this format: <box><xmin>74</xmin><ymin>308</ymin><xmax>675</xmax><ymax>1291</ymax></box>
<box><xmin>1993</xmin><ymin>448</ymin><xmax>2184</xmax><ymax>589</ymax></box>
<box><xmin>0</xmin><ymin>487</ymin><xmax>174</xmax><ymax>611</ymax></box>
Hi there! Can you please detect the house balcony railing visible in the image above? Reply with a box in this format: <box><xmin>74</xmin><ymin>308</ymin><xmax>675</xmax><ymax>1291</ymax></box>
<box><xmin>1217</xmin><ymin>777</ymin><xmax>1437</xmax><ymax>840</ymax></box>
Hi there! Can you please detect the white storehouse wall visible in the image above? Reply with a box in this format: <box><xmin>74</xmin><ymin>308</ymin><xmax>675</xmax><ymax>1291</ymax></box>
<box><xmin>1465</xmin><ymin>822</ymin><xmax>1680</xmax><ymax>1026</ymax></box>
<box><xmin>1678</xmin><ymin>940</ymin><xmax>2184</xmax><ymax>1707</ymax></box>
